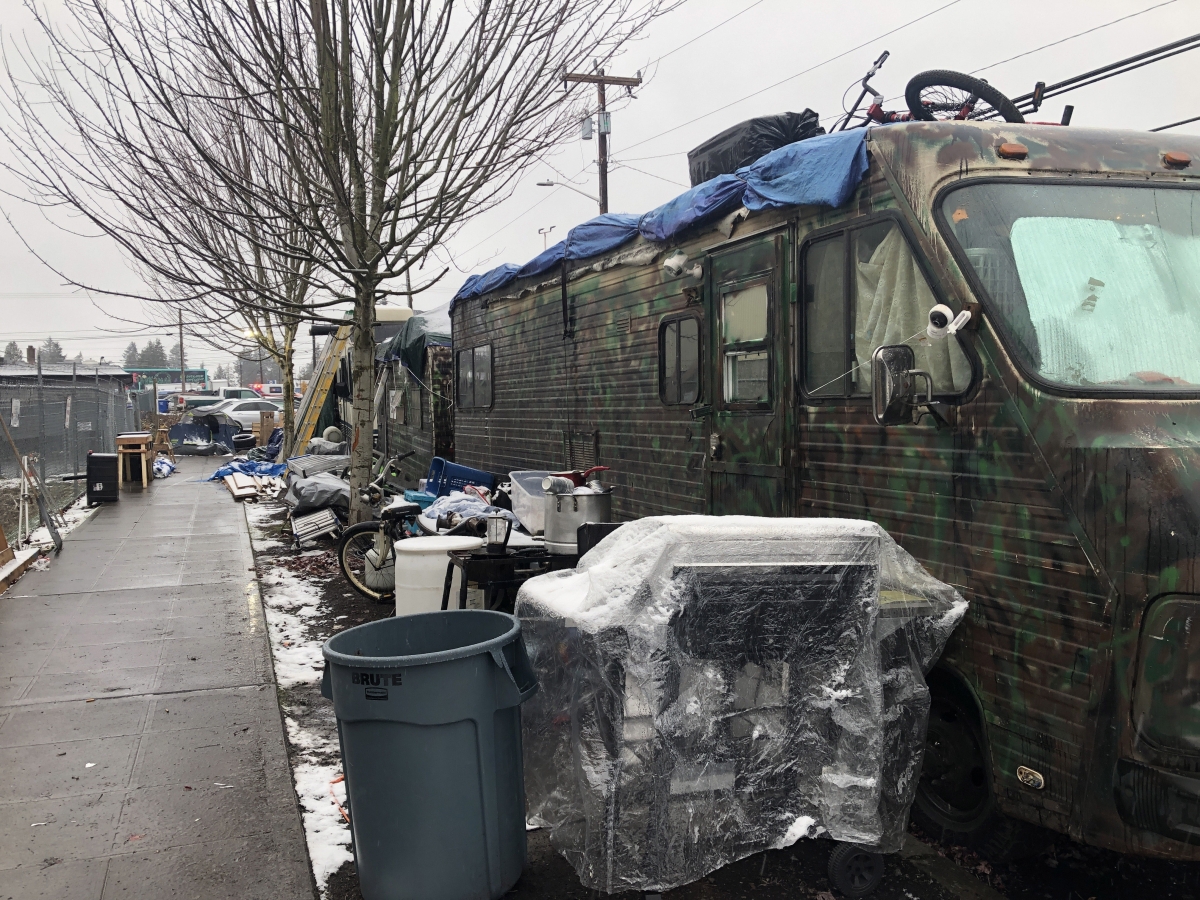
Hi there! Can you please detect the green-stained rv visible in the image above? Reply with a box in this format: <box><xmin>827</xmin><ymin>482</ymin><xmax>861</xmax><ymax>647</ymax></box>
<box><xmin>439</xmin><ymin>121</ymin><xmax>1200</xmax><ymax>858</ymax></box>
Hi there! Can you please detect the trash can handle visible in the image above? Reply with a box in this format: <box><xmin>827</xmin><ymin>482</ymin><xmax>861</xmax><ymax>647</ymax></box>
<box><xmin>490</xmin><ymin>642</ymin><xmax>539</xmax><ymax>702</ymax></box>
<box><xmin>320</xmin><ymin>660</ymin><xmax>333</xmax><ymax>700</ymax></box>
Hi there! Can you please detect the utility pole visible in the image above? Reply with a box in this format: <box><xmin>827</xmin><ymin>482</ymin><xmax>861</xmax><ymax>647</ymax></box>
<box><xmin>563</xmin><ymin>68</ymin><xmax>641</xmax><ymax>214</ymax></box>
<box><xmin>178</xmin><ymin>309</ymin><xmax>185</xmax><ymax>392</ymax></box>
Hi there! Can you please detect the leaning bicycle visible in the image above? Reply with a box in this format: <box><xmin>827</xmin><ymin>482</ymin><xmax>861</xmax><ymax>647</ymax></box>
<box><xmin>336</xmin><ymin>453</ymin><xmax>491</xmax><ymax>603</ymax></box>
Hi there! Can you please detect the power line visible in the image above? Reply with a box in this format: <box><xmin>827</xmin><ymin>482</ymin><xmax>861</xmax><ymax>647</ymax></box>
<box><xmin>617</xmin><ymin>0</ymin><xmax>965</xmax><ymax>155</ymax></box>
<box><xmin>457</xmin><ymin>0</ymin><xmax>966</xmax><ymax>259</ymax></box>
<box><xmin>610</xmin><ymin>159</ymin><xmax>689</xmax><ymax>188</ymax></box>
<box><xmin>1151</xmin><ymin>114</ymin><xmax>1200</xmax><ymax>132</ymax></box>
<box><xmin>820</xmin><ymin>1</ymin><xmax>1189</xmax><ymax>125</ymax></box>
<box><xmin>970</xmin><ymin>0</ymin><xmax>1178</xmax><ymax>77</ymax></box>
<box><xmin>646</xmin><ymin>0</ymin><xmax>769</xmax><ymax>67</ymax></box>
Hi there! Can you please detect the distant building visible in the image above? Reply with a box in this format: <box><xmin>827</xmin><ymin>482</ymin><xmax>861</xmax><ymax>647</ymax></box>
<box><xmin>121</xmin><ymin>367</ymin><xmax>209</xmax><ymax>392</ymax></box>
<box><xmin>0</xmin><ymin>359</ymin><xmax>133</xmax><ymax>388</ymax></box>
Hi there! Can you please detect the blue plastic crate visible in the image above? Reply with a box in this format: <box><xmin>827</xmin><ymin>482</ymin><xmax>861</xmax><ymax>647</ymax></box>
<box><xmin>425</xmin><ymin>457</ymin><xmax>495</xmax><ymax>497</ymax></box>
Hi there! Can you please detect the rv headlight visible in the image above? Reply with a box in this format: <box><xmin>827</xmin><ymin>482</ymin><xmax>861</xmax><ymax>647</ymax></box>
<box><xmin>1132</xmin><ymin>594</ymin><xmax>1200</xmax><ymax>753</ymax></box>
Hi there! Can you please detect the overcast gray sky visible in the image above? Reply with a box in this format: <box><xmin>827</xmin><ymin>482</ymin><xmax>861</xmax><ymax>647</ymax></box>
<box><xmin>0</xmin><ymin>0</ymin><xmax>1197</xmax><ymax>378</ymax></box>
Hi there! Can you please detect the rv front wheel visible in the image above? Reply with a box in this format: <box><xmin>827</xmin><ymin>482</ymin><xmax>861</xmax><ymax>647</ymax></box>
<box><xmin>912</xmin><ymin>687</ymin><xmax>1033</xmax><ymax>860</ymax></box>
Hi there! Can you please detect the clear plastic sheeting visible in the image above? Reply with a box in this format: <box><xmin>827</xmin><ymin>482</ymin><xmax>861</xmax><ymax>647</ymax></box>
<box><xmin>515</xmin><ymin>516</ymin><xmax>967</xmax><ymax>894</ymax></box>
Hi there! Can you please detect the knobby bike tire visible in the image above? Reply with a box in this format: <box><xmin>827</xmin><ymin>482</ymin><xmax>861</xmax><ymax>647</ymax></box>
<box><xmin>337</xmin><ymin>520</ymin><xmax>394</xmax><ymax>603</ymax></box>
<box><xmin>905</xmin><ymin>69</ymin><xmax>1025</xmax><ymax>124</ymax></box>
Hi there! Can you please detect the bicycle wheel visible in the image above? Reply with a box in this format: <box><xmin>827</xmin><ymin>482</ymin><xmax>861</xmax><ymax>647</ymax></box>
<box><xmin>905</xmin><ymin>69</ymin><xmax>1024</xmax><ymax>123</ymax></box>
<box><xmin>337</xmin><ymin>521</ymin><xmax>395</xmax><ymax>603</ymax></box>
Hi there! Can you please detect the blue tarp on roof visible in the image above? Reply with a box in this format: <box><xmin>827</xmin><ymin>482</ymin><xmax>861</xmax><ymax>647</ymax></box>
<box><xmin>452</xmin><ymin>129</ymin><xmax>868</xmax><ymax>306</ymax></box>
<box><xmin>517</xmin><ymin>213</ymin><xmax>642</xmax><ymax>280</ymax></box>
<box><xmin>636</xmin><ymin>174</ymin><xmax>745</xmax><ymax>242</ymax></box>
<box><xmin>737</xmin><ymin>129</ymin><xmax>869</xmax><ymax>211</ymax></box>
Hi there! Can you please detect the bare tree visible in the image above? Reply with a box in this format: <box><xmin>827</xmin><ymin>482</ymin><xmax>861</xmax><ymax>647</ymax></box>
<box><xmin>0</xmin><ymin>3</ymin><xmax>346</xmax><ymax>452</ymax></box>
<box><xmin>2</xmin><ymin>0</ymin><xmax>673</xmax><ymax>520</ymax></box>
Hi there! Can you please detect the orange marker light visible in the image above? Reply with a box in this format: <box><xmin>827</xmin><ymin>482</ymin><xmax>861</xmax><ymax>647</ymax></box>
<box><xmin>997</xmin><ymin>142</ymin><xmax>1029</xmax><ymax>160</ymax></box>
<box><xmin>1164</xmin><ymin>151</ymin><xmax>1192</xmax><ymax>169</ymax></box>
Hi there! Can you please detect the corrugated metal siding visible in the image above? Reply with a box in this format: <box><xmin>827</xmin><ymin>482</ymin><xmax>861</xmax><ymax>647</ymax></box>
<box><xmin>454</xmin><ymin>252</ymin><xmax>715</xmax><ymax>520</ymax></box>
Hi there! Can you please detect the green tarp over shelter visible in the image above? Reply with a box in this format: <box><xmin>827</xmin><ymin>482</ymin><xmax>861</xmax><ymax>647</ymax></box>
<box><xmin>376</xmin><ymin>302</ymin><xmax>452</xmax><ymax>372</ymax></box>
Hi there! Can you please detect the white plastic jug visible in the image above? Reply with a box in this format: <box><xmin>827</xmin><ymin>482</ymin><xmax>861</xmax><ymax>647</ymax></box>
<box><xmin>393</xmin><ymin>536</ymin><xmax>484</xmax><ymax>616</ymax></box>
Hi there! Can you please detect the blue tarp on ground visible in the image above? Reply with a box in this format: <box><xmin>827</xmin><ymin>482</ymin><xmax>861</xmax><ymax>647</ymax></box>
<box><xmin>451</xmin><ymin>130</ymin><xmax>869</xmax><ymax>307</ymax></box>
<box><xmin>208</xmin><ymin>459</ymin><xmax>287</xmax><ymax>481</ymax></box>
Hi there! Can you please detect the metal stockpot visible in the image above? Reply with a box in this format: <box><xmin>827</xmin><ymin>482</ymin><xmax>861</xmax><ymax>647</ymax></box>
<box><xmin>543</xmin><ymin>490</ymin><xmax>613</xmax><ymax>555</ymax></box>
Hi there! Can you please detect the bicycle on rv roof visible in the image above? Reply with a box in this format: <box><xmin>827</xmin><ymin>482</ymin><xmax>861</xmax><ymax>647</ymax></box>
<box><xmin>835</xmin><ymin>50</ymin><xmax>1025</xmax><ymax>131</ymax></box>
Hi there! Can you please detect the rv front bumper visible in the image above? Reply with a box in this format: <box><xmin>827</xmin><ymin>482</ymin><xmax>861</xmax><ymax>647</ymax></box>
<box><xmin>1115</xmin><ymin>759</ymin><xmax>1200</xmax><ymax>845</ymax></box>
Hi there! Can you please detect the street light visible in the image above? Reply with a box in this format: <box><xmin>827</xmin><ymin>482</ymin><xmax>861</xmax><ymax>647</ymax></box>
<box><xmin>537</xmin><ymin>180</ymin><xmax>600</xmax><ymax>209</ymax></box>
<box><xmin>538</xmin><ymin>226</ymin><xmax>556</xmax><ymax>250</ymax></box>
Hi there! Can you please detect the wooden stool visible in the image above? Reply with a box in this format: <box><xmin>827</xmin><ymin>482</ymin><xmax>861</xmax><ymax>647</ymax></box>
<box><xmin>153</xmin><ymin>426</ymin><xmax>176</xmax><ymax>463</ymax></box>
<box><xmin>115</xmin><ymin>432</ymin><xmax>154</xmax><ymax>489</ymax></box>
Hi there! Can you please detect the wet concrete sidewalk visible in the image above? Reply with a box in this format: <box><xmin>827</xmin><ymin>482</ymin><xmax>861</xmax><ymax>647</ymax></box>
<box><xmin>0</xmin><ymin>457</ymin><xmax>313</xmax><ymax>899</ymax></box>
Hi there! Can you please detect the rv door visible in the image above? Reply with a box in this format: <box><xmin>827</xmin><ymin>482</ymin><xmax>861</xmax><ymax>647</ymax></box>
<box><xmin>704</xmin><ymin>231</ymin><xmax>788</xmax><ymax>515</ymax></box>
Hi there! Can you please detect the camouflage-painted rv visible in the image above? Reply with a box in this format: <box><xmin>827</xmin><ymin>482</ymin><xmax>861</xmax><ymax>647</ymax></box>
<box><xmin>406</xmin><ymin>121</ymin><xmax>1200</xmax><ymax>858</ymax></box>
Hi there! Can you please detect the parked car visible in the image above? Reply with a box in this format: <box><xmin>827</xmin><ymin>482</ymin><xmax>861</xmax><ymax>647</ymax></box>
<box><xmin>174</xmin><ymin>392</ymin><xmax>222</xmax><ymax>411</ymax></box>
<box><xmin>206</xmin><ymin>398</ymin><xmax>283</xmax><ymax>430</ymax></box>
<box><xmin>217</xmin><ymin>387</ymin><xmax>262</xmax><ymax>400</ymax></box>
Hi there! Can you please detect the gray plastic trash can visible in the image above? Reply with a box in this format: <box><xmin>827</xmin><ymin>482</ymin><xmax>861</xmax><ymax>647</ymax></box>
<box><xmin>321</xmin><ymin>610</ymin><xmax>539</xmax><ymax>900</ymax></box>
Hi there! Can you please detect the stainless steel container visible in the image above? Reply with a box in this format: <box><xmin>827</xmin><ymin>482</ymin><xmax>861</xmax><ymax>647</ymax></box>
<box><xmin>543</xmin><ymin>490</ymin><xmax>613</xmax><ymax>555</ymax></box>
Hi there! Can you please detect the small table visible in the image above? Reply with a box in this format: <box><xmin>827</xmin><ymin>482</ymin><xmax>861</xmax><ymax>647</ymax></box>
<box><xmin>441</xmin><ymin>547</ymin><xmax>579</xmax><ymax>612</ymax></box>
<box><xmin>115</xmin><ymin>432</ymin><xmax>154</xmax><ymax>489</ymax></box>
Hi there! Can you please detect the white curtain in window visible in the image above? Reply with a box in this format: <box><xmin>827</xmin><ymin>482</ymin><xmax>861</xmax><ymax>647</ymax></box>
<box><xmin>855</xmin><ymin>226</ymin><xmax>971</xmax><ymax>392</ymax></box>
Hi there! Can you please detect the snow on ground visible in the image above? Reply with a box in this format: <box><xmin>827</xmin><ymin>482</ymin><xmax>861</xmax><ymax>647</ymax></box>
<box><xmin>286</xmin><ymin>717</ymin><xmax>353</xmax><ymax>889</ymax></box>
<box><xmin>258</xmin><ymin>564</ymin><xmax>326</xmax><ymax>688</ymax></box>
<box><xmin>246</xmin><ymin>502</ymin><xmax>353</xmax><ymax>896</ymax></box>
<box><xmin>27</xmin><ymin>494</ymin><xmax>99</xmax><ymax>548</ymax></box>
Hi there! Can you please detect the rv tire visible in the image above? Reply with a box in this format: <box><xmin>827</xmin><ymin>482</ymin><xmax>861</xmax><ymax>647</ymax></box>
<box><xmin>911</xmin><ymin>684</ymin><xmax>1035</xmax><ymax>860</ymax></box>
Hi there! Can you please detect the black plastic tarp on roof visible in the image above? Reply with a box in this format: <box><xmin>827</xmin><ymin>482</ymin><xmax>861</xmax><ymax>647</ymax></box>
<box><xmin>687</xmin><ymin>109</ymin><xmax>824</xmax><ymax>186</ymax></box>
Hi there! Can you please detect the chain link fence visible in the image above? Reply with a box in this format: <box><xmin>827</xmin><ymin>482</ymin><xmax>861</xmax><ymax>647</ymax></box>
<box><xmin>0</xmin><ymin>378</ymin><xmax>136</xmax><ymax>547</ymax></box>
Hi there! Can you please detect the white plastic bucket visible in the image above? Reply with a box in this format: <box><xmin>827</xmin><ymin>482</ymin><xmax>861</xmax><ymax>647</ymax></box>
<box><xmin>509</xmin><ymin>471</ymin><xmax>550</xmax><ymax>535</ymax></box>
<box><xmin>394</xmin><ymin>536</ymin><xmax>484</xmax><ymax>616</ymax></box>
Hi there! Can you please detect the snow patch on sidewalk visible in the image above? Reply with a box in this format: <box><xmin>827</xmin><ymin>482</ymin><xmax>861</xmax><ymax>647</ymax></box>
<box><xmin>259</xmin><ymin>566</ymin><xmax>326</xmax><ymax>687</ymax></box>
<box><xmin>285</xmin><ymin>717</ymin><xmax>353</xmax><ymax>889</ymax></box>
<box><xmin>248</xmin><ymin>501</ymin><xmax>352</xmax><ymax>897</ymax></box>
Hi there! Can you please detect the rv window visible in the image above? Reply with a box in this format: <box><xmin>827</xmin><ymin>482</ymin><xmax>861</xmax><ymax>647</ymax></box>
<box><xmin>391</xmin><ymin>388</ymin><xmax>405</xmax><ymax>426</ymax></box>
<box><xmin>944</xmin><ymin>182</ymin><xmax>1200</xmax><ymax>392</ymax></box>
<box><xmin>804</xmin><ymin>235</ymin><xmax>847</xmax><ymax>396</ymax></box>
<box><xmin>456</xmin><ymin>345</ymin><xmax>493</xmax><ymax>409</ymax></box>
<box><xmin>456</xmin><ymin>349</ymin><xmax>473</xmax><ymax>407</ymax></box>
<box><xmin>474</xmin><ymin>346</ymin><xmax>493</xmax><ymax>408</ymax></box>
<box><xmin>660</xmin><ymin>317</ymin><xmax>701</xmax><ymax>405</ymax></box>
<box><xmin>721</xmin><ymin>283</ymin><xmax>771</xmax><ymax>404</ymax></box>
<box><xmin>723</xmin><ymin>284</ymin><xmax>768</xmax><ymax>343</ymax></box>
<box><xmin>803</xmin><ymin>220</ymin><xmax>970</xmax><ymax>398</ymax></box>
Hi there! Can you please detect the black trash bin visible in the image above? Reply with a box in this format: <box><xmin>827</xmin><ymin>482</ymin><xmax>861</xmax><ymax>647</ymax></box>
<box><xmin>321</xmin><ymin>610</ymin><xmax>539</xmax><ymax>900</ymax></box>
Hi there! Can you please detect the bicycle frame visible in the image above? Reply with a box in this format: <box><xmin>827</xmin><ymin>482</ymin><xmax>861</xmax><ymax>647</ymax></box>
<box><xmin>840</xmin><ymin>52</ymin><xmax>983</xmax><ymax>129</ymax></box>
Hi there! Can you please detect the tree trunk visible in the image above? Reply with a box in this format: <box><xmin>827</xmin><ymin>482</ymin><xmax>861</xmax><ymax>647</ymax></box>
<box><xmin>280</xmin><ymin>343</ymin><xmax>295</xmax><ymax>462</ymax></box>
<box><xmin>347</xmin><ymin>285</ymin><xmax>376</xmax><ymax>523</ymax></box>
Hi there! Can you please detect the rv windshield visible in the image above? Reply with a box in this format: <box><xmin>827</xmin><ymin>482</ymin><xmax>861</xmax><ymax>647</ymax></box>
<box><xmin>942</xmin><ymin>183</ymin><xmax>1200</xmax><ymax>391</ymax></box>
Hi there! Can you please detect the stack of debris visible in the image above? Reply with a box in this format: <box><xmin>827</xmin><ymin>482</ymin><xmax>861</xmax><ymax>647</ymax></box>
<box><xmin>208</xmin><ymin>459</ymin><xmax>288</xmax><ymax>502</ymax></box>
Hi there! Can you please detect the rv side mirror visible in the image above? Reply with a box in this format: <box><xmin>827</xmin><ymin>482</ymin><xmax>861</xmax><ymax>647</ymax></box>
<box><xmin>872</xmin><ymin>344</ymin><xmax>917</xmax><ymax>426</ymax></box>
